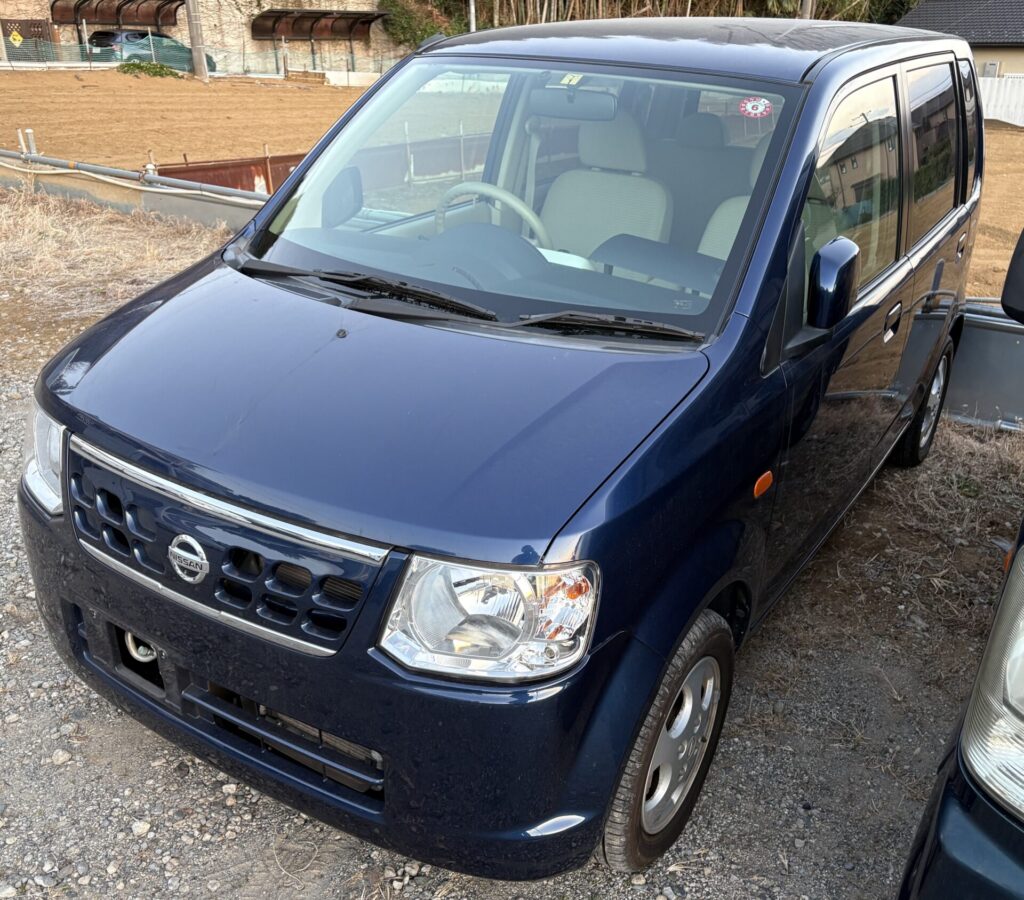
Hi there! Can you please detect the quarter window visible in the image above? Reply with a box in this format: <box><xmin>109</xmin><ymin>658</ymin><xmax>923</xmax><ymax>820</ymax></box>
<box><xmin>803</xmin><ymin>77</ymin><xmax>901</xmax><ymax>293</ymax></box>
<box><xmin>959</xmin><ymin>60</ymin><xmax>979</xmax><ymax>194</ymax></box>
<box><xmin>907</xmin><ymin>63</ymin><xmax>959</xmax><ymax>245</ymax></box>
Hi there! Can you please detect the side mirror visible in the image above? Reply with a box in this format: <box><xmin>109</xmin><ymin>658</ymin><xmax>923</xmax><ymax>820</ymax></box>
<box><xmin>322</xmin><ymin>166</ymin><xmax>363</xmax><ymax>229</ymax></box>
<box><xmin>808</xmin><ymin>236</ymin><xmax>860</xmax><ymax>330</ymax></box>
<box><xmin>1002</xmin><ymin>228</ymin><xmax>1024</xmax><ymax>324</ymax></box>
<box><xmin>783</xmin><ymin>236</ymin><xmax>860</xmax><ymax>360</ymax></box>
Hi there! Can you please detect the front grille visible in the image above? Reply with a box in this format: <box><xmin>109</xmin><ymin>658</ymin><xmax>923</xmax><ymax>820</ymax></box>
<box><xmin>68</xmin><ymin>438</ymin><xmax>385</xmax><ymax>655</ymax></box>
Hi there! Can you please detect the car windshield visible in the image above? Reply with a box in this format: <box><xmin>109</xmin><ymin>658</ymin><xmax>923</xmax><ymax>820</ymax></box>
<box><xmin>246</xmin><ymin>57</ymin><xmax>799</xmax><ymax>336</ymax></box>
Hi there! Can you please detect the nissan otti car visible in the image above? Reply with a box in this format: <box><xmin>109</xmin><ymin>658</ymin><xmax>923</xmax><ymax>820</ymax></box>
<box><xmin>20</xmin><ymin>18</ymin><xmax>981</xmax><ymax>878</ymax></box>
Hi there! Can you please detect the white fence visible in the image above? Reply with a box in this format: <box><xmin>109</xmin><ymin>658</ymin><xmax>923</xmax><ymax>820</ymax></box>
<box><xmin>980</xmin><ymin>76</ymin><xmax>1024</xmax><ymax>127</ymax></box>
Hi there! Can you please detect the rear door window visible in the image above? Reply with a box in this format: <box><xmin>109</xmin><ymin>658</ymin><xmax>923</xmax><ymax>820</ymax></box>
<box><xmin>804</xmin><ymin>76</ymin><xmax>901</xmax><ymax>290</ymax></box>
<box><xmin>907</xmin><ymin>62</ymin><xmax>959</xmax><ymax>245</ymax></box>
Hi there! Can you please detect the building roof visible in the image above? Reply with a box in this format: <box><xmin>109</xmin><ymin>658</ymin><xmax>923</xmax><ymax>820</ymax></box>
<box><xmin>430</xmin><ymin>18</ymin><xmax>946</xmax><ymax>83</ymax></box>
<box><xmin>898</xmin><ymin>0</ymin><xmax>1024</xmax><ymax>47</ymax></box>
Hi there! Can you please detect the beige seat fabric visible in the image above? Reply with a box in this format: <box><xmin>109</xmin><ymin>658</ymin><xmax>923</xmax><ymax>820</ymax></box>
<box><xmin>698</xmin><ymin>133</ymin><xmax>773</xmax><ymax>261</ymax></box>
<box><xmin>540</xmin><ymin>112</ymin><xmax>672</xmax><ymax>258</ymax></box>
<box><xmin>647</xmin><ymin>113</ymin><xmax>751</xmax><ymax>254</ymax></box>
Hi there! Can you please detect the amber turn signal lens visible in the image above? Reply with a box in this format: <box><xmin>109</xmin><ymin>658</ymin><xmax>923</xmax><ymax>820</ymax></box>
<box><xmin>753</xmin><ymin>470</ymin><xmax>774</xmax><ymax>499</ymax></box>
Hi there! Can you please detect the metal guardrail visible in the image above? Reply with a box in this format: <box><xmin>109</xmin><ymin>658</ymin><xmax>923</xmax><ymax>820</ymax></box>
<box><xmin>0</xmin><ymin>145</ymin><xmax>267</xmax><ymax>227</ymax></box>
<box><xmin>0</xmin><ymin>146</ymin><xmax>268</xmax><ymax>202</ymax></box>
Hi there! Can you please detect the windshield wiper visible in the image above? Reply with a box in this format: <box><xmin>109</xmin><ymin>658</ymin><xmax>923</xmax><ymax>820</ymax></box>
<box><xmin>231</xmin><ymin>255</ymin><xmax>498</xmax><ymax>321</ymax></box>
<box><xmin>508</xmin><ymin>310</ymin><xmax>705</xmax><ymax>342</ymax></box>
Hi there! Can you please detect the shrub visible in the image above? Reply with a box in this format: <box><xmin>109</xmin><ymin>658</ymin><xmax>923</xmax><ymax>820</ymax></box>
<box><xmin>117</xmin><ymin>60</ymin><xmax>182</xmax><ymax>78</ymax></box>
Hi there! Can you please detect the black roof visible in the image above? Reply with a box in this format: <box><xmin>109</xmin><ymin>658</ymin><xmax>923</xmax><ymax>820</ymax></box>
<box><xmin>898</xmin><ymin>0</ymin><xmax>1024</xmax><ymax>46</ymax></box>
<box><xmin>431</xmin><ymin>18</ymin><xmax>947</xmax><ymax>83</ymax></box>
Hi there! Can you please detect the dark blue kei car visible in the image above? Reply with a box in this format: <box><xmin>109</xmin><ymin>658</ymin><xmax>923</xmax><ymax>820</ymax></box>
<box><xmin>20</xmin><ymin>18</ymin><xmax>982</xmax><ymax>878</ymax></box>
<box><xmin>898</xmin><ymin>250</ymin><xmax>1024</xmax><ymax>900</ymax></box>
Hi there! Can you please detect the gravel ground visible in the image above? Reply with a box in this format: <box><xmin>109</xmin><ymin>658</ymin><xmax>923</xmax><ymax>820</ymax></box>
<box><xmin>2</xmin><ymin>188</ymin><xmax>1023</xmax><ymax>899</ymax></box>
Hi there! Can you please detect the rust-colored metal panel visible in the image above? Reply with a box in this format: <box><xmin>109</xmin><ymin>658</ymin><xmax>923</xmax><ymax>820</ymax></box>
<box><xmin>159</xmin><ymin>154</ymin><xmax>306</xmax><ymax>194</ymax></box>
<box><xmin>250</xmin><ymin>9</ymin><xmax>385</xmax><ymax>41</ymax></box>
<box><xmin>50</xmin><ymin>0</ymin><xmax>182</xmax><ymax>25</ymax></box>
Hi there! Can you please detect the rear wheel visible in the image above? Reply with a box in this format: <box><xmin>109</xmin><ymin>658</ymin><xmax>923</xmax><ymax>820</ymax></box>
<box><xmin>890</xmin><ymin>337</ymin><xmax>954</xmax><ymax>468</ymax></box>
<box><xmin>600</xmin><ymin>609</ymin><xmax>733</xmax><ymax>872</ymax></box>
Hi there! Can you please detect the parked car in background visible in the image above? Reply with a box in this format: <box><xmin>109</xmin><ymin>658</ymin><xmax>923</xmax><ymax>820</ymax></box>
<box><xmin>898</xmin><ymin>238</ymin><xmax>1024</xmax><ymax>900</ymax></box>
<box><xmin>87</xmin><ymin>29</ymin><xmax>216</xmax><ymax>72</ymax></box>
<box><xmin>21</xmin><ymin>18</ymin><xmax>980</xmax><ymax>878</ymax></box>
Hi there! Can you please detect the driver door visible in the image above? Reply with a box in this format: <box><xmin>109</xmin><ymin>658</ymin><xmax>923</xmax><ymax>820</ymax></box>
<box><xmin>765</xmin><ymin>70</ymin><xmax>910</xmax><ymax>593</ymax></box>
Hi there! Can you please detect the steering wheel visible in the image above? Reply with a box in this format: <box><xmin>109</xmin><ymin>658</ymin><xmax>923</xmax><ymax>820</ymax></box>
<box><xmin>434</xmin><ymin>181</ymin><xmax>553</xmax><ymax>250</ymax></box>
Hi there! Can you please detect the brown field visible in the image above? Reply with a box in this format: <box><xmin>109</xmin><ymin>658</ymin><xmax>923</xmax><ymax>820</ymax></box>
<box><xmin>971</xmin><ymin>123</ymin><xmax>1024</xmax><ymax>297</ymax></box>
<box><xmin>0</xmin><ymin>69</ymin><xmax>359</xmax><ymax>167</ymax></box>
<box><xmin>1</xmin><ymin>67</ymin><xmax>1022</xmax><ymax>296</ymax></box>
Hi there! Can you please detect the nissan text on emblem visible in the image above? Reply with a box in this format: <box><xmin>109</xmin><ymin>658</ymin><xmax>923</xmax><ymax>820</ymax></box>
<box><xmin>168</xmin><ymin>534</ymin><xmax>209</xmax><ymax>584</ymax></box>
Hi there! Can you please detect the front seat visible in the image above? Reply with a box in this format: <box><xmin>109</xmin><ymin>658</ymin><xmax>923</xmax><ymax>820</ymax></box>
<box><xmin>539</xmin><ymin>111</ymin><xmax>672</xmax><ymax>258</ymax></box>
<box><xmin>698</xmin><ymin>133</ymin><xmax>773</xmax><ymax>262</ymax></box>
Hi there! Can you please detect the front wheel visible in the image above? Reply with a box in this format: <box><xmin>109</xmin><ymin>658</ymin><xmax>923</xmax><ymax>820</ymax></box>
<box><xmin>889</xmin><ymin>337</ymin><xmax>954</xmax><ymax>468</ymax></box>
<box><xmin>600</xmin><ymin>609</ymin><xmax>734</xmax><ymax>872</ymax></box>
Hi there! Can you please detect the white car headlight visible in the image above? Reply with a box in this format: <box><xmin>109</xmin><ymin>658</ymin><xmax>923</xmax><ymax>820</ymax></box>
<box><xmin>22</xmin><ymin>397</ymin><xmax>65</xmax><ymax>515</ymax></box>
<box><xmin>379</xmin><ymin>555</ymin><xmax>600</xmax><ymax>682</ymax></box>
<box><xmin>962</xmin><ymin>546</ymin><xmax>1024</xmax><ymax>818</ymax></box>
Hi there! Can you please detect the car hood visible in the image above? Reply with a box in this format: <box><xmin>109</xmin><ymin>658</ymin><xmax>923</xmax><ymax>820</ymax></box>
<box><xmin>48</xmin><ymin>262</ymin><xmax>709</xmax><ymax>562</ymax></box>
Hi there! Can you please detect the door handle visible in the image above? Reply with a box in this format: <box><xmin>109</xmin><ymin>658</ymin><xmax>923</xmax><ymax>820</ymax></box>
<box><xmin>957</xmin><ymin>232</ymin><xmax>968</xmax><ymax>260</ymax></box>
<box><xmin>883</xmin><ymin>302</ymin><xmax>902</xmax><ymax>343</ymax></box>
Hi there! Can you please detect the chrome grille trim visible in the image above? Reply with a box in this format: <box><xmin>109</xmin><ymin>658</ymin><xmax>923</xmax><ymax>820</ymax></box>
<box><xmin>78</xmin><ymin>540</ymin><xmax>335</xmax><ymax>658</ymax></box>
<box><xmin>69</xmin><ymin>436</ymin><xmax>388</xmax><ymax>564</ymax></box>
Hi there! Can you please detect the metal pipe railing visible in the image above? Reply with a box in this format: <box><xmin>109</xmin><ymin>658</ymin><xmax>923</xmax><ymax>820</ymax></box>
<box><xmin>0</xmin><ymin>147</ymin><xmax>268</xmax><ymax>203</ymax></box>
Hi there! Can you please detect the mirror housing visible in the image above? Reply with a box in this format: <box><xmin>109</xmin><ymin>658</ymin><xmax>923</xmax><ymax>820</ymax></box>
<box><xmin>808</xmin><ymin>236</ymin><xmax>860</xmax><ymax>331</ymax></box>
<box><xmin>783</xmin><ymin>236</ymin><xmax>860</xmax><ymax>360</ymax></box>
<box><xmin>322</xmin><ymin>166</ymin><xmax>363</xmax><ymax>229</ymax></box>
<box><xmin>1002</xmin><ymin>228</ymin><xmax>1024</xmax><ymax>325</ymax></box>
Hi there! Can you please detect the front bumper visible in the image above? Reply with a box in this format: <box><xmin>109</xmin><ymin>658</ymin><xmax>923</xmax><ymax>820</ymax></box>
<box><xmin>899</xmin><ymin>726</ymin><xmax>1024</xmax><ymax>899</ymax></box>
<box><xmin>20</xmin><ymin>484</ymin><xmax>663</xmax><ymax>880</ymax></box>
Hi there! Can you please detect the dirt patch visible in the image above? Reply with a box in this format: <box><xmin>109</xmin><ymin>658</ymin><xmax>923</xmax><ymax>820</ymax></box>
<box><xmin>0</xmin><ymin>70</ymin><xmax>361</xmax><ymax>168</ymax></box>
<box><xmin>970</xmin><ymin>123</ymin><xmax>1024</xmax><ymax>298</ymax></box>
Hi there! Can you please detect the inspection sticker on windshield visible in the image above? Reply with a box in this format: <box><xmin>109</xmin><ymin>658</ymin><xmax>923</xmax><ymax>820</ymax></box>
<box><xmin>560</xmin><ymin>73</ymin><xmax>584</xmax><ymax>85</ymax></box>
<box><xmin>738</xmin><ymin>96</ymin><xmax>773</xmax><ymax>119</ymax></box>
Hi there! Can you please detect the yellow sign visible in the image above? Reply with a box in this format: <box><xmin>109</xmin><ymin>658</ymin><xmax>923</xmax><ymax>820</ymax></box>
<box><xmin>9</xmin><ymin>30</ymin><xmax>23</xmax><ymax>47</ymax></box>
<box><xmin>560</xmin><ymin>73</ymin><xmax>583</xmax><ymax>86</ymax></box>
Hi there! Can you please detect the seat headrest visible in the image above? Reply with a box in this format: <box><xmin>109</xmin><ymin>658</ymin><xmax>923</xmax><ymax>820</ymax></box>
<box><xmin>749</xmin><ymin>133</ymin><xmax>773</xmax><ymax>190</ymax></box>
<box><xmin>677</xmin><ymin>113</ymin><xmax>725</xmax><ymax>149</ymax></box>
<box><xmin>578</xmin><ymin>112</ymin><xmax>647</xmax><ymax>174</ymax></box>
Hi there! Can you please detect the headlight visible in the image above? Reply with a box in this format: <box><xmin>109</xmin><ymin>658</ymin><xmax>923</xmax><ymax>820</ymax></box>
<box><xmin>378</xmin><ymin>555</ymin><xmax>600</xmax><ymax>682</ymax></box>
<box><xmin>962</xmin><ymin>547</ymin><xmax>1024</xmax><ymax>818</ymax></box>
<box><xmin>22</xmin><ymin>397</ymin><xmax>65</xmax><ymax>515</ymax></box>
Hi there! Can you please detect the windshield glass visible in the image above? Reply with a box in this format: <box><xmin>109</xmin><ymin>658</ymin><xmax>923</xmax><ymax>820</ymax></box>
<box><xmin>248</xmin><ymin>57</ymin><xmax>799</xmax><ymax>335</ymax></box>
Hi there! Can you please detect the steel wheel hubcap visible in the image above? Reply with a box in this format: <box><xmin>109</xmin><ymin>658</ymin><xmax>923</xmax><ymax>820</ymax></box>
<box><xmin>641</xmin><ymin>656</ymin><xmax>721</xmax><ymax>835</ymax></box>
<box><xmin>920</xmin><ymin>355</ymin><xmax>948</xmax><ymax>450</ymax></box>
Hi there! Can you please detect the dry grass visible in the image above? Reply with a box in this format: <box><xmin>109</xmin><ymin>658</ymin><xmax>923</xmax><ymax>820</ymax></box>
<box><xmin>0</xmin><ymin>187</ymin><xmax>229</xmax><ymax>377</ymax></box>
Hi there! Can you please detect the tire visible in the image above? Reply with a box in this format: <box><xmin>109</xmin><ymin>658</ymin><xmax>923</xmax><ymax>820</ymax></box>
<box><xmin>889</xmin><ymin>337</ymin><xmax>954</xmax><ymax>468</ymax></box>
<box><xmin>600</xmin><ymin>609</ymin><xmax>734</xmax><ymax>872</ymax></box>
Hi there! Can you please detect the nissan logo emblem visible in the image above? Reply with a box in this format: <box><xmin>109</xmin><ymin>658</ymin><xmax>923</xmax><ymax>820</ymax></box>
<box><xmin>168</xmin><ymin>534</ymin><xmax>209</xmax><ymax>584</ymax></box>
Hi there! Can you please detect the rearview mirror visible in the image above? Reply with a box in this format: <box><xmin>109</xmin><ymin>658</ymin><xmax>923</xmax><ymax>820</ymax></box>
<box><xmin>808</xmin><ymin>236</ymin><xmax>860</xmax><ymax>331</ymax></box>
<box><xmin>1002</xmin><ymin>228</ymin><xmax>1024</xmax><ymax>324</ymax></box>
<box><xmin>322</xmin><ymin>166</ymin><xmax>363</xmax><ymax>228</ymax></box>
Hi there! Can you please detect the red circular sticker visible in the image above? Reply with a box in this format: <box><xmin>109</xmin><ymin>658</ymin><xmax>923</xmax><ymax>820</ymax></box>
<box><xmin>739</xmin><ymin>96</ymin><xmax>773</xmax><ymax>119</ymax></box>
